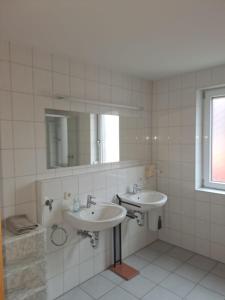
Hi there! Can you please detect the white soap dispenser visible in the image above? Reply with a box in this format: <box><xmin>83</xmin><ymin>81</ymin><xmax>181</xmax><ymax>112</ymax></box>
<box><xmin>73</xmin><ymin>196</ymin><xmax>80</xmax><ymax>212</ymax></box>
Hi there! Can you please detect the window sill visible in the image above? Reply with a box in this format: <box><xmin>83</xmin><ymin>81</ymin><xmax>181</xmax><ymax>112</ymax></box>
<box><xmin>196</xmin><ymin>187</ymin><xmax>225</xmax><ymax>195</ymax></box>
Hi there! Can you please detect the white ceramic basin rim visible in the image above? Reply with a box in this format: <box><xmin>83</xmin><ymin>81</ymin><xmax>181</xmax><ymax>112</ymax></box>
<box><xmin>120</xmin><ymin>190</ymin><xmax>167</xmax><ymax>212</ymax></box>
<box><xmin>64</xmin><ymin>202</ymin><xmax>127</xmax><ymax>231</ymax></box>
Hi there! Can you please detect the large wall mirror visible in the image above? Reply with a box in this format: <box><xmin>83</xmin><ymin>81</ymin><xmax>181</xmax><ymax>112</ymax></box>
<box><xmin>46</xmin><ymin>109</ymin><xmax>120</xmax><ymax>168</ymax></box>
<box><xmin>45</xmin><ymin>108</ymin><xmax>149</xmax><ymax>169</ymax></box>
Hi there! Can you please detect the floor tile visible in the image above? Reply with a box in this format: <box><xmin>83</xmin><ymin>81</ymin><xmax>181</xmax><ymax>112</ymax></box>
<box><xmin>80</xmin><ymin>274</ymin><xmax>115</xmax><ymax>299</ymax></box>
<box><xmin>99</xmin><ymin>286</ymin><xmax>138</xmax><ymax>300</ymax></box>
<box><xmin>120</xmin><ymin>274</ymin><xmax>156</xmax><ymax>298</ymax></box>
<box><xmin>160</xmin><ymin>273</ymin><xmax>195</xmax><ymax>297</ymax></box>
<box><xmin>58</xmin><ymin>287</ymin><xmax>93</xmax><ymax>300</ymax></box>
<box><xmin>187</xmin><ymin>254</ymin><xmax>216</xmax><ymax>271</ymax></box>
<box><xmin>135</xmin><ymin>246</ymin><xmax>160</xmax><ymax>262</ymax></box>
<box><xmin>153</xmin><ymin>254</ymin><xmax>182</xmax><ymax>272</ymax></box>
<box><xmin>185</xmin><ymin>285</ymin><xmax>225</xmax><ymax>300</ymax></box>
<box><xmin>124</xmin><ymin>254</ymin><xmax>149</xmax><ymax>270</ymax></box>
<box><xmin>100</xmin><ymin>270</ymin><xmax>125</xmax><ymax>285</ymax></box>
<box><xmin>148</xmin><ymin>240</ymin><xmax>173</xmax><ymax>253</ymax></box>
<box><xmin>167</xmin><ymin>246</ymin><xmax>194</xmax><ymax>262</ymax></box>
<box><xmin>57</xmin><ymin>242</ymin><xmax>225</xmax><ymax>300</ymax></box>
<box><xmin>141</xmin><ymin>264</ymin><xmax>169</xmax><ymax>283</ymax></box>
<box><xmin>175</xmin><ymin>263</ymin><xmax>207</xmax><ymax>283</ymax></box>
<box><xmin>142</xmin><ymin>286</ymin><xmax>181</xmax><ymax>300</ymax></box>
<box><xmin>200</xmin><ymin>273</ymin><xmax>225</xmax><ymax>296</ymax></box>
<box><xmin>211</xmin><ymin>262</ymin><xmax>225</xmax><ymax>278</ymax></box>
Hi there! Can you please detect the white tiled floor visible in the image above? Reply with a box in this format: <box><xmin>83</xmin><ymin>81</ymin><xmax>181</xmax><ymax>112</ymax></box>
<box><xmin>57</xmin><ymin>240</ymin><xmax>225</xmax><ymax>300</ymax></box>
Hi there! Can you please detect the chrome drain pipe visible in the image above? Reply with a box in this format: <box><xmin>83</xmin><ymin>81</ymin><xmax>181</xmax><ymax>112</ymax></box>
<box><xmin>78</xmin><ymin>230</ymin><xmax>99</xmax><ymax>248</ymax></box>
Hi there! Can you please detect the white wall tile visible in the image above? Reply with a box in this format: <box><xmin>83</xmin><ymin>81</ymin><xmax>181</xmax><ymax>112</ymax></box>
<box><xmin>181</xmin><ymin>72</ymin><xmax>196</xmax><ymax>89</ymax></box>
<box><xmin>52</xmin><ymin>55</ymin><xmax>69</xmax><ymax>74</ymax></box>
<box><xmin>157</xmin><ymin>93</ymin><xmax>169</xmax><ymax>110</ymax></box>
<box><xmin>0</xmin><ymin>61</ymin><xmax>10</xmax><ymax>90</ymax></box>
<box><xmin>34</xmin><ymin>122</ymin><xmax>46</xmax><ymax>148</ymax></box>
<box><xmin>212</xmin><ymin>65</ymin><xmax>225</xmax><ymax>85</ymax></box>
<box><xmin>93</xmin><ymin>171</ymin><xmax>106</xmax><ymax>191</ymax></box>
<box><xmin>11</xmin><ymin>64</ymin><xmax>33</xmax><ymax>93</ymax></box>
<box><xmin>196</xmin><ymin>201</ymin><xmax>210</xmax><ymax>221</ymax></box>
<box><xmin>0</xmin><ymin>40</ymin><xmax>155</xmax><ymax>299</ymax></box>
<box><xmin>0</xmin><ymin>120</ymin><xmax>13</xmax><ymax>149</ymax></box>
<box><xmin>36</xmin><ymin>148</ymin><xmax>48</xmax><ymax>175</ymax></box>
<box><xmin>13</xmin><ymin>121</ymin><xmax>35</xmax><ymax>148</ymax></box>
<box><xmin>2</xmin><ymin>205</ymin><xmax>15</xmax><ymax>220</ymax></box>
<box><xmin>99</xmin><ymin>68</ymin><xmax>111</xmax><ymax>85</ymax></box>
<box><xmin>15</xmin><ymin>175</ymin><xmax>36</xmax><ymax>205</ymax></box>
<box><xmin>169</xmin><ymin>90</ymin><xmax>181</xmax><ymax>109</ymax></box>
<box><xmin>1</xmin><ymin>178</ymin><xmax>15</xmax><ymax>207</ymax></box>
<box><xmin>0</xmin><ymin>90</ymin><xmax>12</xmax><ymax>120</ymax></box>
<box><xmin>85</xmin><ymin>80</ymin><xmax>99</xmax><ymax>100</ymax></box>
<box><xmin>53</xmin><ymin>98</ymin><xmax>70</xmax><ymax>111</ymax></box>
<box><xmin>211</xmin><ymin>204</ymin><xmax>225</xmax><ymax>226</ymax></box>
<box><xmin>33</xmin><ymin>49</ymin><xmax>52</xmax><ymax>70</ymax></box>
<box><xmin>78</xmin><ymin>173</ymin><xmax>93</xmax><ymax>194</ymax></box>
<box><xmin>196</xmin><ymin>69</ymin><xmax>212</xmax><ymax>88</ymax></box>
<box><xmin>63</xmin><ymin>242</ymin><xmax>79</xmax><ymax>270</ymax></box>
<box><xmin>34</xmin><ymin>69</ymin><xmax>52</xmax><ymax>96</ymax></box>
<box><xmin>47</xmin><ymin>274</ymin><xmax>63</xmax><ymax>300</ymax></box>
<box><xmin>85</xmin><ymin>64</ymin><xmax>99</xmax><ymax>81</ymax></box>
<box><xmin>70</xmin><ymin>77</ymin><xmax>85</xmax><ymax>98</ymax></box>
<box><xmin>0</xmin><ymin>149</ymin><xmax>14</xmax><ymax>178</ymax></box>
<box><xmin>14</xmin><ymin>149</ymin><xmax>36</xmax><ymax>176</ymax></box>
<box><xmin>153</xmin><ymin>65</ymin><xmax>225</xmax><ymax>264</ymax></box>
<box><xmin>195</xmin><ymin>238</ymin><xmax>210</xmax><ymax>257</ymax></box>
<box><xmin>61</xmin><ymin>176</ymin><xmax>78</xmax><ymax>201</ymax></box>
<box><xmin>181</xmin><ymin>107</ymin><xmax>195</xmax><ymax>126</ymax></box>
<box><xmin>10</xmin><ymin>42</ymin><xmax>33</xmax><ymax>66</ymax></box>
<box><xmin>34</xmin><ymin>96</ymin><xmax>53</xmax><ymax>122</ymax></box>
<box><xmin>79</xmin><ymin>258</ymin><xmax>94</xmax><ymax>283</ymax></box>
<box><xmin>70</xmin><ymin>60</ymin><xmax>85</xmax><ymax>79</ymax></box>
<box><xmin>12</xmin><ymin>92</ymin><xmax>34</xmax><ymax>121</ymax></box>
<box><xmin>0</xmin><ymin>41</ymin><xmax>9</xmax><ymax>61</ymax></box>
<box><xmin>63</xmin><ymin>265</ymin><xmax>79</xmax><ymax>293</ymax></box>
<box><xmin>99</xmin><ymin>84</ymin><xmax>111</xmax><ymax>102</ymax></box>
<box><xmin>46</xmin><ymin>249</ymin><xmax>64</xmax><ymax>279</ymax></box>
<box><xmin>53</xmin><ymin>73</ymin><xmax>70</xmax><ymax>96</ymax></box>
<box><xmin>169</xmin><ymin>76</ymin><xmax>181</xmax><ymax>91</ymax></box>
<box><xmin>15</xmin><ymin>201</ymin><xmax>36</xmax><ymax>222</ymax></box>
<box><xmin>181</xmin><ymin>88</ymin><xmax>196</xmax><ymax>108</ymax></box>
<box><xmin>41</xmin><ymin>178</ymin><xmax>62</xmax><ymax>200</ymax></box>
<box><xmin>211</xmin><ymin>224</ymin><xmax>225</xmax><ymax>246</ymax></box>
<box><xmin>211</xmin><ymin>243</ymin><xmax>225</xmax><ymax>263</ymax></box>
<box><xmin>195</xmin><ymin>220</ymin><xmax>210</xmax><ymax>240</ymax></box>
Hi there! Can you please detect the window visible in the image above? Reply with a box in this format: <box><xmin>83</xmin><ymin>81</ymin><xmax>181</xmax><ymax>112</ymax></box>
<box><xmin>98</xmin><ymin>114</ymin><xmax>119</xmax><ymax>163</ymax></box>
<box><xmin>203</xmin><ymin>87</ymin><xmax>225</xmax><ymax>190</ymax></box>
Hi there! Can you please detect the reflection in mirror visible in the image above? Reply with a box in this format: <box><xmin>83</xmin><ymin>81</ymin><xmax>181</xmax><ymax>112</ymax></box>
<box><xmin>45</xmin><ymin>109</ymin><xmax>120</xmax><ymax>168</ymax></box>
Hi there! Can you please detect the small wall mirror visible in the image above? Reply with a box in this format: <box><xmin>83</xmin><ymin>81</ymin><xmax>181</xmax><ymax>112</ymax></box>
<box><xmin>45</xmin><ymin>109</ymin><xmax>120</xmax><ymax>168</ymax></box>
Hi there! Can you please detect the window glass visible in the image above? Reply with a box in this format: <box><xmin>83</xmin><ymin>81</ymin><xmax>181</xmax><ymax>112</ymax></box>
<box><xmin>211</xmin><ymin>97</ymin><xmax>225</xmax><ymax>183</ymax></box>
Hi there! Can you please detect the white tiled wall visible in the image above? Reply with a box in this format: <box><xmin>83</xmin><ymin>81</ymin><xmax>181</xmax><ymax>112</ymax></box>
<box><xmin>38</xmin><ymin>166</ymin><xmax>157</xmax><ymax>299</ymax></box>
<box><xmin>0</xmin><ymin>40</ymin><xmax>155</xmax><ymax>299</ymax></box>
<box><xmin>153</xmin><ymin>64</ymin><xmax>225</xmax><ymax>264</ymax></box>
<box><xmin>0</xmin><ymin>39</ymin><xmax>152</xmax><ymax>222</ymax></box>
<box><xmin>3</xmin><ymin>38</ymin><xmax>225</xmax><ymax>298</ymax></box>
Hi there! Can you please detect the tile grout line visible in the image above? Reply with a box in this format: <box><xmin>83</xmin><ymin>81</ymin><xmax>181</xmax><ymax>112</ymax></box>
<box><xmin>58</xmin><ymin>241</ymin><xmax>225</xmax><ymax>300</ymax></box>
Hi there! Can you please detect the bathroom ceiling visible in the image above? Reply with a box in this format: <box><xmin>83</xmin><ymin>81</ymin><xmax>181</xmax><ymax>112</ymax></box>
<box><xmin>1</xmin><ymin>0</ymin><xmax>225</xmax><ymax>79</ymax></box>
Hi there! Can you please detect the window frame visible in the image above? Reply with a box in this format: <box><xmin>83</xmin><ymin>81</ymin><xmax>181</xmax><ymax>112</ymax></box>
<box><xmin>203</xmin><ymin>87</ymin><xmax>225</xmax><ymax>191</ymax></box>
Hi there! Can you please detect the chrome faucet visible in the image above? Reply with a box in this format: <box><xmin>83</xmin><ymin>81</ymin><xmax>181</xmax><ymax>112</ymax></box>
<box><xmin>133</xmin><ymin>184</ymin><xmax>142</xmax><ymax>194</ymax></box>
<box><xmin>87</xmin><ymin>195</ymin><xmax>96</xmax><ymax>208</ymax></box>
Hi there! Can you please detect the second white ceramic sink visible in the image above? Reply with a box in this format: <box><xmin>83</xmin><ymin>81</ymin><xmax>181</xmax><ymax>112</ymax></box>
<box><xmin>119</xmin><ymin>190</ymin><xmax>167</xmax><ymax>212</ymax></box>
<box><xmin>64</xmin><ymin>202</ymin><xmax>127</xmax><ymax>231</ymax></box>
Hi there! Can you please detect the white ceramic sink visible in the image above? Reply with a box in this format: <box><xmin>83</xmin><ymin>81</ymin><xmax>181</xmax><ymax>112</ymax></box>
<box><xmin>64</xmin><ymin>203</ymin><xmax>127</xmax><ymax>231</ymax></box>
<box><xmin>119</xmin><ymin>190</ymin><xmax>167</xmax><ymax>212</ymax></box>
